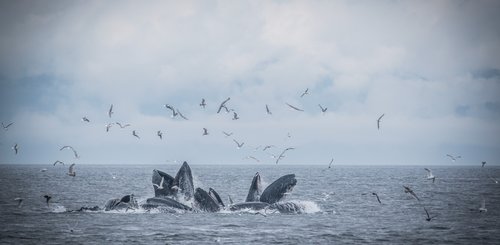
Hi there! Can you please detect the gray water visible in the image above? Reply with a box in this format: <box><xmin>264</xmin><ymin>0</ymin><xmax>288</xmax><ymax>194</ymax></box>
<box><xmin>0</xmin><ymin>164</ymin><xmax>499</xmax><ymax>244</ymax></box>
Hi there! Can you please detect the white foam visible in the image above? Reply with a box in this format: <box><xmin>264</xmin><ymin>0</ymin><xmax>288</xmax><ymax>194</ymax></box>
<box><xmin>51</xmin><ymin>205</ymin><xmax>67</xmax><ymax>213</ymax></box>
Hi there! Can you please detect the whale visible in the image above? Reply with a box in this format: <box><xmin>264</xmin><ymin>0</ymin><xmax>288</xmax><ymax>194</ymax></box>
<box><xmin>259</xmin><ymin>174</ymin><xmax>297</xmax><ymax>204</ymax></box>
<box><xmin>142</xmin><ymin>197</ymin><xmax>192</xmax><ymax>211</ymax></box>
<box><xmin>104</xmin><ymin>194</ymin><xmax>139</xmax><ymax>211</ymax></box>
<box><xmin>194</xmin><ymin>187</ymin><xmax>221</xmax><ymax>212</ymax></box>
<box><xmin>173</xmin><ymin>161</ymin><xmax>194</xmax><ymax>201</ymax></box>
<box><xmin>152</xmin><ymin>169</ymin><xmax>176</xmax><ymax>197</ymax></box>
<box><xmin>229</xmin><ymin>201</ymin><xmax>269</xmax><ymax>211</ymax></box>
<box><xmin>245</xmin><ymin>172</ymin><xmax>262</xmax><ymax>202</ymax></box>
<box><xmin>152</xmin><ymin>161</ymin><xmax>194</xmax><ymax>201</ymax></box>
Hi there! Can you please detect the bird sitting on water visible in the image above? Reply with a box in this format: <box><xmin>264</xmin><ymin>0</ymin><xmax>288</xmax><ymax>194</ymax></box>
<box><xmin>424</xmin><ymin>168</ymin><xmax>436</xmax><ymax>183</ymax></box>
<box><xmin>68</xmin><ymin>163</ymin><xmax>76</xmax><ymax>177</ymax></box>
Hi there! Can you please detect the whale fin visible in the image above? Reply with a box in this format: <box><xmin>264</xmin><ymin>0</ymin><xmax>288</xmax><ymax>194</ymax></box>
<box><xmin>245</xmin><ymin>172</ymin><xmax>262</xmax><ymax>202</ymax></box>
<box><xmin>260</xmin><ymin>174</ymin><xmax>297</xmax><ymax>204</ymax></box>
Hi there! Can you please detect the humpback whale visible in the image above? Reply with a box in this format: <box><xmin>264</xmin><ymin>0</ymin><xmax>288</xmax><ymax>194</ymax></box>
<box><xmin>260</xmin><ymin>174</ymin><xmax>297</xmax><ymax>204</ymax></box>
<box><xmin>143</xmin><ymin>197</ymin><xmax>192</xmax><ymax>211</ymax></box>
<box><xmin>152</xmin><ymin>161</ymin><xmax>194</xmax><ymax>201</ymax></box>
<box><xmin>209</xmin><ymin>188</ymin><xmax>225</xmax><ymax>208</ymax></box>
<box><xmin>104</xmin><ymin>194</ymin><xmax>138</xmax><ymax>211</ymax></box>
<box><xmin>245</xmin><ymin>172</ymin><xmax>262</xmax><ymax>202</ymax></box>
<box><xmin>152</xmin><ymin>169</ymin><xmax>176</xmax><ymax>197</ymax></box>
<box><xmin>173</xmin><ymin>162</ymin><xmax>194</xmax><ymax>201</ymax></box>
<box><xmin>194</xmin><ymin>188</ymin><xmax>221</xmax><ymax>212</ymax></box>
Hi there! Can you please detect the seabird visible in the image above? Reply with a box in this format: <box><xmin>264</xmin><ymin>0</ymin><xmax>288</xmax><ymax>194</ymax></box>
<box><xmin>377</xmin><ymin>114</ymin><xmax>385</xmax><ymax>130</ymax></box>
<box><xmin>177</xmin><ymin>110</ymin><xmax>189</xmax><ymax>120</ymax></box>
<box><xmin>403</xmin><ymin>185</ymin><xmax>420</xmax><ymax>201</ymax></box>
<box><xmin>446</xmin><ymin>154</ymin><xmax>461</xmax><ymax>162</ymax></box>
<box><xmin>68</xmin><ymin>163</ymin><xmax>76</xmax><ymax>177</ymax></box>
<box><xmin>233</xmin><ymin>139</ymin><xmax>244</xmax><ymax>149</ymax></box>
<box><xmin>203</xmin><ymin>128</ymin><xmax>209</xmax><ymax>136</ymax></box>
<box><xmin>372</xmin><ymin>192</ymin><xmax>382</xmax><ymax>204</ymax></box>
<box><xmin>479</xmin><ymin>198</ymin><xmax>487</xmax><ymax>212</ymax></box>
<box><xmin>328</xmin><ymin>158</ymin><xmax>334</xmax><ymax>169</ymax></box>
<box><xmin>40</xmin><ymin>168</ymin><xmax>48</xmax><ymax>172</ymax></box>
<box><xmin>132</xmin><ymin>130</ymin><xmax>140</xmax><ymax>139</ymax></box>
<box><xmin>263</xmin><ymin>145</ymin><xmax>275</xmax><ymax>151</ymax></box>
<box><xmin>318</xmin><ymin>104</ymin><xmax>328</xmax><ymax>113</ymax></box>
<box><xmin>482</xmin><ymin>161</ymin><xmax>486</xmax><ymax>168</ymax></box>
<box><xmin>43</xmin><ymin>195</ymin><xmax>52</xmax><ymax>207</ymax></box>
<box><xmin>53</xmin><ymin>160</ymin><xmax>65</xmax><ymax>166</ymax></box>
<box><xmin>217</xmin><ymin>97</ymin><xmax>231</xmax><ymax>113</ymax></box>
<box><xmin>153</xmin><ymin>176</ymin><xmax>165</xmax><ymax>190</ymax></box>
<box><xmin>424</xmin><ymin>207</ymin><xmax>438</xmax><ymax>221</ymax></box>
<box><xmin>232</xmin><ymin>112</ymin><xmax>239</xmax><ymax>120</ymax></box>
<box><xmin>424</xmin><ymin>168</ymin><xmax>436</xmax><ymax>183</ymax></box>
<box><xmin>200</xmin><ymin>98</ymin><xmax>206</xmax><ymax>109</ymax></box>
<box><xmin>12</xmin><ymin>143</ymin><xmax>18</xmax><ymax>154</ymax></box>
<box><xmin>60</xmin><ymin>146</ymin><xmax>79</xmax><ymax>159</ymax></box>
<box><xmin>285</xmin><ymin>103</ymin><xmax>304</xmax><ymax>112</ymax></box>
<box><xmin>108</xmin><ymin>104</ymin><xmax>114</xmax><ymax>118</ymax></box>
<box><xmin>244</xmin><ymin>156</ymin><xmax>260</xmax><ymax>162</ymax></box>
<box><xmin>266</xmin><ymin>104</ymin><xmax>272</xmax><ymax>115</ymax></box>
<box><xmin>81</xmin><ymin>117</ymin><xmax>90</xmax><ymax>123</ymax></box>
<box><xmin>300</xmin><ymin>88</ymin><xmax>309</xmax><ymax>98</ymax></box>
<box><xmin>105</xmin><ymin>123</ymin><xmax>114</xmax><ymax>132</ymax></box>
<box><xmin>2</xmin><ymin>122</ymin><xmax>14</xmax><ymax>131</ymax></box>
<box><xmin>115</xmin><ymin>122</ymin><xmax>131</xmax><ymax>128</ymax></box>
<box><xmin>276</xmin><ymin>147</ymin><xmax>295</xmax><ymax>164</ymax></box>
<box><xmin>222</xmin><ymin>131</ymin><xmax>233</xmax><ymax>137</ymax></box>
<box><xmin>14</xmin><ymin>198</ymin><xmax>23</xmax><ymax>208</ymax></box>
<box><xmin>488</xmin><ymin>176</ymin><xmax>498</xmax><ymax>184</ymax></box>
<box><xmin>164</xmin><ymin>104</ymin><xmax>178</xmax><ymax>118</ymax></box>
<box><xmin>157</xmin><ymin>130</ymin><xmax>163</xmax><ymax>139</ymax></box>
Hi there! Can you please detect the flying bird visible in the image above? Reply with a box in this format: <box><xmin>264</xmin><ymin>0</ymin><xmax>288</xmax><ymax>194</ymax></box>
<box><xmin>200</xmin><ymin>98</ymin><xmax>206</xmax><ymax>109</ymax></box>
<box><xmin>328</xmin><ymin>158</ymin><xmax>334</xmax><ymax>169</ymax></box>
<box><xmin>115</xmin><ymin>122</ymin><xmax>131</xmax><ymax>128</ymax></box>
<box><xmin>81</xmin><ymin>117</ymin><xmax>90</xmax><ymax>123</ymax></box>
<box><xmin>60</xmin><ymin>146</ymin><xmax>79</xmax><ymax>159</ymax></box>
<box><xmin>157</xmin><ymin>130</ymin><xmax>163</xmax><ymax>139</ymax></box>
<box><xmin>482</xmin><ymin>161</ymin><xmax>486</xmax><ymax>168</ymax></box>
<box><xmin>108</xmin><ymin>104</ymin><xmax>114</xmax><ymax>118</ymax></box>
<box><xmin>266</xmin><ymin>104</ymin><xmax>272</xmax><ymax>115</ymax></box>
<box><xmin>222</xmin><ymin>131</ymin><xmax>233</xmax><ymax>137</ymax></box>
<box><xmin>43</xmin><ymin>195</ymin><xmax>52</xmax><ymax>207</ymax></box>
<box><xmin>153</xmin><ymin>176</ymin><xmax>165</xmax><ymax>190</ymax></box>
<box><xmin>424</xmin><ymin>168</ymin><xmax>436</xmax><ymax>183</ymax></box>
<box><xmin>423</xmin><ymin>207</ymin><xmax>438</xmax><ymax>221</ymax></box>
<box><xmin>263</xmin><ymin>145</ymin><xmax>275</xmax><ymax>151</ymax></box>
<box><xmin>217</xmin><ymin>97</ymin><xmax>231</xmax><ymax>113</ymax></box>
<box><xmin>276</xmin><ymin>147</ymin><xmax>295</xmax><ymax>164</ymax></box>
<box><xmin>177</xmin><ymin>110</ymin><xmax>189</xmax><ymax>120</ymax></box>
<box><xmin>377</xmin><ymin>114</ymin><xmax>385</xmax><ymax>130</ymax></box>
<box><xmin>372</xmin><ymin>192</ymin><xmax>382</xmax><ymax>204</ymax></box>
<box><xmin>105</xmin><ymin>123</ymin><xmax>114</xmax><ymax>132</ymax></box>
<box><xmin>132</xmin><ymin>130</ymin><xmax>140</xmax><ymax>139</ymax></box>
<box><xmin>68</xmin><ymin>163</ymin><xmax>76</xmax><ymax>177</ymax></box>
<box><xmin>14</xmin><ymin>198</ymin><xmax>23</xmax><ymax>208</ymax></box>
<box><xmin>318</xmin><ymin>104</ymin><xmax>328</xmax><ymax>113</ymax></box>
<box><xmin>203</xmin><ymin>128</ymin><xmax>209</xmax><ymax>136</ymax></box>
<box><xmin>2</xmin><ymin>122</ymin><xmax>13</xmax><ymax>131</ymax></box>
<box><xmin>285</xmin><ymin>103</ymin><xmax>304</xmax><ymax>112</ymax></box>
<box><xmin>446</xmin><ymin>154</ymin><xmax>461</xmax><ymax>162</ymax></box>
<box><xmin>233</xmin><ymin>139</ymin><xmax>244</xmax><ymax>149</ymax></box>
<box><xmin>232</xmin><ymin>112</ymin><xmax>239</xmax><ymax>120</ymax></box>
<box><xmin>12</xmin><ymin>143</ymin><xmax>19</xmax><ymax>154</ymax></box>
<box><xmin>300</xmin><ymin>88</ymin><xmax>309</xmax><ymax>97</ymax></box>
<box><xmin>244</xmin><ymin>156</ymin><xmax>260</xmax><ymax>162</ymax></box>
<box><xmin>53</xmin><ymin>160</ymin><xmax>65</xmax><ymax>166</ymax></box>
<box><xmin>164</xmin><ymin>104</ymin><xmax>178</xmax><ymax>118</ymax></box>
<box><xmin>403</xmin><ymin>185</ymin><xmax>420</xmax><ymax>201</ymax></box>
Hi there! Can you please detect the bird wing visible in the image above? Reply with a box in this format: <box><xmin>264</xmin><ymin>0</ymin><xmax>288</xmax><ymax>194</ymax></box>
<box><xmin>423</xmin><ymin>207</ymin><xmax>430</xmax><ymax>218</ymax></box>
<box><xmin>233</xmin><ymin>139</ymin><xmax>240</xmax><ymax>146</ymax></box>
<box><xmin>378</xmin><ymin>114</ymin><xmax>385</xmax><ymax>121</ymax></box>
<box><xmin>108</xmin><ymin>104</ymin><xmax>113</xmax><ymax>117</ymax></box>
<box><xmin>217</xmin><ymin>98</ymin><xmax>231</xmax><ymax>113</ymax></box>
<box><xmin>286</xmin><ymin>103</ymin><xmax>304</xmax><ymax>111</ymax></box>
<box><xmin>177</xmin><ymin>110</ymin><xmax>188</xmax><ymax>120</ymax></box>
<box><xmin>69</xmin><ymin>163</ymin><xmax>75</xmax><ymax>173</ymax></box>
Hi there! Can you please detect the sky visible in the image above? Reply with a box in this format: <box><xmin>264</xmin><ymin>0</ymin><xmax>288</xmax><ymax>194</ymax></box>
<box><xmin>1</xmin><ymin>0</ymin><xmax>499</xmax><ymax>166</ymax></box>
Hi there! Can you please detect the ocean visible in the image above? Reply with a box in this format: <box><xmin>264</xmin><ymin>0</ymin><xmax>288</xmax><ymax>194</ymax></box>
<box><xmin>0</xmin><ymin>164</ymin><xmax>499</xmax><ymax>244</ymax></box>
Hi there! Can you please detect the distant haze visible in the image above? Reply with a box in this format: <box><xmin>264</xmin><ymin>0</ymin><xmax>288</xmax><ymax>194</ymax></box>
<box><xmin>1</xmin><ymin>1</ymin><xmax>499</xmax><ymax>165</ymax></box>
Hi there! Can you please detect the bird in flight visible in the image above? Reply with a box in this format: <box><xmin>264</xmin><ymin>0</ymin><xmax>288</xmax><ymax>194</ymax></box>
<box><xmin>328</xmin><ymin>158</ymin><xmax>334</xmax><ymax>169</ymax></box>
<box><xmin>157</xmin><ymin>130</ymin><xmax>163</xmax><ymax>140</ymax></box>
<box><xmin>285</xmin><ymin>103</ymin><xmax>304</xmax><ymax>112</ymax></box>
<box><xmin>276</xmin><ymin>147</ymin><xmax>295</xmax><ymax>164</ymax></box>
<box><xmin>217</xmin><ymin>97</ymin><xmax>231</xmax><ymax>113</ymax></box>
<box><xmin>482</xmin><ymin>161</ymin><xmax>486</xmax><ymax>168</ymax></box>
<box><xmin>300</xmin><ymin>88</ymin><xmax>309</xmax><ymax>98</ymax></box>
<box><xmin>12</xmin><ymin>143</ymin><xmax>19</xmax><ymax>154</ymax></box>
<box><xmin>200</xmin><ymin>98</ymin><xmax>206</xmax><ymax>109</ymax></box>
<box><xmin>318</xmin><ymin>104</ymin><xmax>328</xmax><ymax>113</ymax></box>
<box><xmin>81</xmin><ymin>117</ymin><xmax>90</xmax><ymax>123</ymax></box>
<box><xmin>266</xmin><ymin>104</ymin><xmax>272</xmax><ymax>115</ymax></box>
<box><xmin>105</xmin><ymin>123</ymin><xmax>114</xmax><ymax>132</ymax></box>
<box><xmin>14</xmin><ymin>197</ymin><xmax>23</xmax><ymax>208</ymax></box>
<box><xmin>377</xmin><ymin>114</ymin><xmax>385</xmax><ymax>130</ymax></box>
<box><xmin>203</xmin><ymin>128</ymin><xmax>209</xmax><ymax>136</ymax></box>
<box><xmin>108</xmin><ymin>104</ymin><xmax>114</xmax><ymax>118</ymax></box>
<box><xmin>177</xmin><ymin>110</ymin><xmax>189</xmax><ymax>120</ymax></box>
<box><xmin>424</xmin><ymin>168</ymin><xmax>436</xmax><ymax>183</ymax></box>
<box><xmin>232</xmin><ymin>112</ymin><xmax>239</xmax><ymax>120</ymax></box>
<box><xmin>164</xmin><ymin>104</ymin><xmax>178</xmax><ymax>118</ymax></box>
<box><xmin>153</xmin><ymin>176</ymin><xmax>165</xmax><ymax>190</ymax></box>
<box><xmin>446</xmin><ymin>154</ymin><xmax>461</xmax><ymax>162</ymax></box>
<box><xmin>68</xmin><ymin>163</ymin><xmax>76</xmax><ymax>177</ymax></box>
<box><xmin>43</xmin><ymin>195</ymin><xmax>52</xmax><ymax>207</ymax></box>
<box><xmin>372</xmin><ymin>192</ymin><xmax>382</xmax><ymax>204</ymax></box>
<box><xmin>263</xmin><ymin>145</ymin><xmax>275</xmax><ymax>151</ymax></box>
<box><xmin>403</xmin><ymin>185</ymin><xmax>420</xmax><ymax>201</ymax></box>
<box><xmin>423</xmin><ymin>207</ymin><xmax>438</xmax><ymax>221</ymax></box>
<box><xmin>132</xmin><ymin>130</ymin><xmax>140</xmax><ymax>139</ymax></box>
<box><xmin>53</xmin><ymin>160</ymin><xmax>65</xmax><ymax>166</ymax></box>
<box><xmin>60</xmin><ymin>146</ymin><xmax>79</xmax><ymax>159</ymax></box>
<box><xmin>233</xmin><ymin>139</ymin><xmax>244</xmax><ymax>149</ymax></box>
<box><xmin>115</xmin><ymin>122</ymin><xmax>131</xmax><ymax>128</ymax></box>
<box><xmin>222</xmin><ymin>131</ymin><xmax>233</xmax><ymax>137</ymax></box>
<box><xmin>244</xmin><ymin>156</ymin><xmax>260</xmax><ymax>162</ymax></box>
<box><xmin>2</xmin><ymin>122</ymin><xmax>14</xmax><ymax>131</ymax></box>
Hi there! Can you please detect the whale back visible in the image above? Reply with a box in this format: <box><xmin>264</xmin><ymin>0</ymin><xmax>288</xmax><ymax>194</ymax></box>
<box><xmin>245</xmin><ymin>172</ymin><xmax>262</xmax><ymax>202</ymax></box>
<box><xmin>259</xmin><ymin>174</ymin><xmax>297</xmax><ymax>204</ymax></box>
<box><xmin>174</xmin><ymin>162</ymin><xmax>195</xmax><ymax>201</ymax></box>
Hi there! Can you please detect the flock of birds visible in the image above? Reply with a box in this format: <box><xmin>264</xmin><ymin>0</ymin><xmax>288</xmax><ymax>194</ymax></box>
<box><xmin>2</xmin><ymin>88</ymin><xmax>496</xmax><ymax>222</ymax></box>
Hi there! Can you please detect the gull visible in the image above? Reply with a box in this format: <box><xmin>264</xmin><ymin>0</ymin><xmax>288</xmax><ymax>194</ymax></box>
<box><xmin>276</xmin><ymin>147</ymin><xmax>295</xmax><ymax>164</ymax></box>
<box><xmin>318</xmin><ymin>104</ymin><xmax>328</xmax><ymax>113</ymax></box>
<box><xmin>53</xmin><ymin>160</ymin><xmax>65</xmax><ymax>166</ymax></box>
<box><xmin>285</xmin><ymin>103</ymin><xmax>304</xmax><ymax>112</ymax></box>
<box><xmin>446</xmin><ymin>154</ymin><xmax>461</xmax><ymax>162</ymax></box>
<box><xmin>12</xmin><ymin>143</ymin><xmax>19</xmax><ymax>154</ymax></box>
<box><xmin>68</xmin><ymin>163</ymin><xmax>76</xmax><ymax>177</ymax></box>
<box><xmin>81</xmin><ymin>117</ymin><xmax>90</xmax><ymax>123</ymax></box>
<box><xmin>479</xmin><ymin>198</ymin><xmax>487</xmax><ymax>212</ymax></box>
<box><xmin>14</xmin><ymin>198</ymin><xmax>23</xmax><ymax>208</ymax></box>
<box><xmin>403</xmin><ymin>185</ymin><xmax>420</xmax><ymax>201</ymax></box>
<box><xmin>424</xmin><ymin>168</ymin><xmax>436</xmax><ymax>183</ymax></box>
<box><xmin>222</xmin><ymin>131</ymin><xmax>233</xmax><ymax>137</ymax></box>
<box><xmin>157</xmin><ymin>130</ymin><xmax>163</xmax><ymax>139</ymax></box>
<box><xmin>300</xmin><ymin>88</ymin><xmax>309</xmax><ymax>98</ymax></box>
<box><xmin>60</xmin><ymin>146</ymin><xmax>79</xmax><ymax>159</ymax></box>
<box><xmin>233</xmin><ymin>139</ymin><xmax>244</xmax><ymax>149</ymax></box>
<box><xmin>232</xmin><ymin>112</ymin><xmax>239</xmax><ymax>120</ymax></box>
<box><xmin>108</xmin><ymin>104</ymin><xmax>114</xmax><ymax>118</ymax></box>
<box><xmin>482</xmin><ymin>161</ymin><xmax>486</xmax><ymax>168</ymax></box>
<box><xmin>488</xmin><ymin>176</ymin><xmax>498</xmax><ymax>184</ymax></box>
<box><xmin>200</xmin><ymin>98</ymin><xmax>206</xmax><ymax>109</ymax></box>
<box><xmin>377</xmin><ymin>114</ymin><xmax>385</xmax><ymax>130</ymax></box>
<box><xmin>177</xmin><ymin>110</ymin><xmax>189</xmax><ymax>120</ymax></box>
<box><xmin>105</xmin><ymin>123</ymin><xmax>114</xmax><ymax>132</ymax></box>
<box><xmin>43</xmin><ymin>195</ymin><xmax>52</xmax><ymax>207</ymax></box>
<box><xmin>203</xmin><ymin>128</ymin><xmax>209</xmax><ymax>136</ymax></box>
<box><xmin>244</xmin><ymin>156</ymin><xmax>260</xmax><ymax>162</ymax></box>
<box><xmin>164</xmin><ymin>104</ymin><xmax>178</xmax><ymax>118</ymax></box>
<box><xmin>266</xmin><ymin>104</ymin><xmax>272</xmax><ymax>115</ymax></box>
<box><xmin>40</xmin><ymin>168</ymin><xmax>48</xmax><ymax>172</ymax></box>
<box><xmin>423</xmin><ymin>207</ymin><xmax>438</xmax><ymax>221</ymax></box>
<box><xmin>132</xmin><ymin>130</ymin><xmax>140</xmax><ymax>139</ymax></box>
<box><xmin>153</xmin><ymin>176</ymin><xmax>165</xmax><ymax>190</ymax></box>
<box><xmin>2</xmin><ymin>122</ymin><xmax>14</xmax><ymax>131</ymax></box>
<box><xmin>263</xmin><ymin>145</ymin><xmax>275</xmax><ymax>151</ymax></box>
<box><xmin>115</xmin><ymin>122</ymin><xmax>131</xmax><ymax>128</ymax></box>
<box><xmin>217</xmin><ymin>97</ymin><xmax>231</xmax><ymax>113</ymax></box>
<box><xmin>328</xmin><ymin>158</ymin><xmax>334</xmax><ymax>169</ymax></box>
<box><xmin>372</xmin><ymin>192</ymin><xmax>382</xmax><ymax>204</ymax></box>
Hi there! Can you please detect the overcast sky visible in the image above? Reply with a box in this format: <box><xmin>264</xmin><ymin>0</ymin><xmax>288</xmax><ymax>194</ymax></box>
<box><xmin>1</xmin><ymin>0</ymin><xmax>499</xmax><ymax>166</ymax></box>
